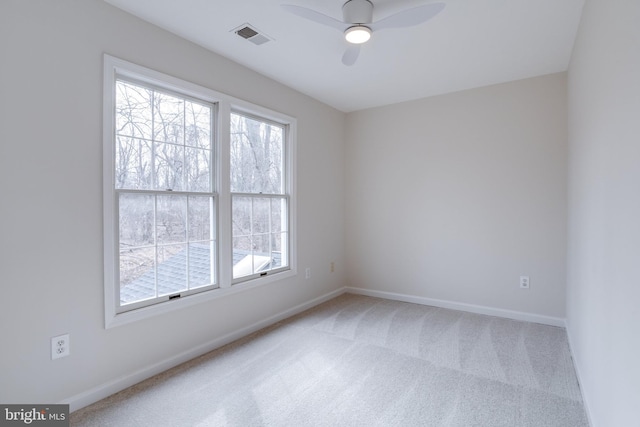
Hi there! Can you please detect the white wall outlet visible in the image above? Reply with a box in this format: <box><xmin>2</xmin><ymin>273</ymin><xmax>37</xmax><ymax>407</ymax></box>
<box><xmin>51</xmin><ymin>334</ymin><xmax>70</xmax><ymax>360</ymax></box>
<box><xmin>520</xmin><ymin>276</ymin><xmax>530</xmax><ymax>289</ymax></box>
<box><xmin>330</xmin><ymin>262</ymin><xmax>335</xmax><ymax>273</ymax></box>
<box><xmin>305</xmin><ymin>267</ymin><xmax>311</xmax><ymax>279</ymax></box>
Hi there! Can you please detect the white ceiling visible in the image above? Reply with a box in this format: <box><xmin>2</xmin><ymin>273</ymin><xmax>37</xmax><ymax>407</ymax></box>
<box><xmin>104</xmin><ymin>0</ymin><xmax>585</xmax><ymax>112</ymax></box>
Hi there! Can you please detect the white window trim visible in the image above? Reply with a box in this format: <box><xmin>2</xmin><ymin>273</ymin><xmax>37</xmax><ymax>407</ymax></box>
<box><xmin>229</xmin><ymin>110</ymin><xmax>292</xmax><ymax>284</ymax></box>
<box><xmin>103</xmin><ymin>55</ymin><xmax>297</xmax><ymax>329</ymax></box>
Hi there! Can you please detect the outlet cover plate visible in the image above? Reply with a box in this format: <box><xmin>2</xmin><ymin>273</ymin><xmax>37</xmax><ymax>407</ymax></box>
<box><xmin>51</xmin><ymin>334</ymin><xmax>70</xmax><ymax>360</ymax></box>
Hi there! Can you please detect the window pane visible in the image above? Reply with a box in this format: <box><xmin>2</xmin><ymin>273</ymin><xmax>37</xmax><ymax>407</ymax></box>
<box><xmin>231</xmin><ymin>229</ymin><xmax>276</xmax><ymax>278</ymax></box>
<box><xmin>185</xmin><ymin>101</ymin><xmax>211</xmax><ymax>149</ymax></box>
<box><xmin>115</xmin><ymin>137</ymin><xmax>152</xmax><ymax>190</ymax></box>
<box><xmin>116</xmin><ymin>81</ymin><xmax>152</xmax><ymax>140</ymax></box>
<box><xmin>119</xmin><ymin>192</ymin><xmax>156</xmax><ymax>305</ymax></box>
<box><xmin>232</xmin><ymin>236</ymin><xmax>253</xmax><ymax>279</ymax></box>
<box><xmin>230</xmin><ymin>113</ymin><xmax>284</xmax><ymax>194</ymax></box>
<box><xmin>270</xmin><ymin>198</ymin><xmax>286</xmax><ymax>234</ymax></box>
<box><xmin>272</xmin><ymin>232</ymin><xmax>287</xmax><ymax>268</ymax></box>
<box><xmin>154</xmin><ymin>92</ymin><xmax>184</xmax><ymax>144</ymax></box>
<box><xmin>252</xmin><ymin>198</ymin><xmax>270</xmax><ymax>234</ymax></box>
<box><xmin>157</xmin><ymin>195</ymin><xmax>187</xmax><ymax>244</ymax></box>
<box><xmin>189</xmin><ymin>242</ymin><xmax>214</xmax><ymax>288</ymax></box>
<box><xmin>188</xmin><ymin>196</ymin><xmax>213</xmax><ymax>242</ymax></box>
<box><xmin>157</xmin><ymin>244</ymin><xmax>187</xmax><ymax>296</ymax></box>
<box><xmin>232</xmin><ymin>196</ymin><xmax>251</xmax><ymax>237</ymax></box>
<box><xmin>252</xmin><ymin>234</ymin><xmax>270</xmax><ymax>260</ymax></box>
<box><xmin>119</xmin><ymin>246</ymin><xmax>156</xmax><ymax>304</ymax></box>
<box><xmin>231</xmin><ymin>195</ymin><xmax>288</xmax><ymax>279</ymax></box>
<box><xmin>186</xmin><ymin>147</ymin><xmax>211</xmax><ymax>192</ymax></box>
<box><xmin>155</xmin><ymin>142</ymin><xmax>184</xmax><ymax>191</ymax></box>
<box><xmin>119</xmin><ymin>193</ymin><xmax>154</xmax><ymax>247</ymax></box>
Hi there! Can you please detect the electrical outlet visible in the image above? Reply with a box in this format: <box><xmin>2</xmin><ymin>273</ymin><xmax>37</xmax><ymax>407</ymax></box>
<box><xmin>520</xmin><ymin>276</ymin><xmax>530</xmax><ymax>289</ymax></box>
<box><xmin>305</xmin><ymin>268</ymin><xmax>311</xmax><ymax>279</ymax></box>
<box><xmin>330</xmin><ymin>262</ymin><xmax>335</xmax><ymax>273</ymax></box>
<box><xmin>51</xmin><ymin>334</ymin><xmax>70</xmax><ymax>360</ymax></box>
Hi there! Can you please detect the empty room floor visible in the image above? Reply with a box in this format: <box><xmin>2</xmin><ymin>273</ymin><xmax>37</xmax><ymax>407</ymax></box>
<box><xmin>71</xmin><ymin>294</ymin><xmax>589</xmax><ymax>426</ymax></box>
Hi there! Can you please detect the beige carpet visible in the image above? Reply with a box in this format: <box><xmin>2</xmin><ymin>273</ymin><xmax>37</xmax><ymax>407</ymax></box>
<box><xmin>71</xmin><ymin>294</ymin><xmax>589</xmax><ymax>426</ymax></box>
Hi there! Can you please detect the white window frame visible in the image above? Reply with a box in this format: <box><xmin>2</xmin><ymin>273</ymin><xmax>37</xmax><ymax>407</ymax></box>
<box><xmin>230</xmin><ymin>110</ymin><xmax>291</xmax><ymax>284</ymax></box>
<box><xmin>103</xmin><ymin>55</ymin><xmax>297</xmax><ymax>328</ymax></box>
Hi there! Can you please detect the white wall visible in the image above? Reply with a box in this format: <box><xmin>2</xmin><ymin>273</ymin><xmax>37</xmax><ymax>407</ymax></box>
<box><xmin>345</xmin><ymin>74</ymin><xmax>568</xmax><ymax>318</ymax></box>
<box><xmin>566</xmin><ymin>0</ymin><xmax>640</xmax><ymax>425</ymax></box>
<box><xmin>0</xmin><ymin>0</ymin><xmax>345</xmax><ymax>407</ymax></box>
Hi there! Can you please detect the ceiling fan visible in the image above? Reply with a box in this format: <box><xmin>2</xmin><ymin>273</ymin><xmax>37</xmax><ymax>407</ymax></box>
<box><xmin>282</xmin><ymin>0</ymin><xmax>445</xmax><ymax>66</ymax></box>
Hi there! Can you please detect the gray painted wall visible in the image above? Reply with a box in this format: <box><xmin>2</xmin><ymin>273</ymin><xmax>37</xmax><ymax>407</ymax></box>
<box><xmin>345</xmin><ymin>74</ymin><xmax>568</xmax><ymax>318</ymax></box>
<box><xmin>0</xmin><ymin>0</ymin><xmax>345</xmax><ymax>405</ymax></box>
<box><xmin>566</xmin><ymin>0</ymin><xmax>640</xmax><ymax>425</ymax></box>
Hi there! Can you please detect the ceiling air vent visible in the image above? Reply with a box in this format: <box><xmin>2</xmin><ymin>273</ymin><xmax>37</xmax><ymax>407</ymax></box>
<box><xmin>232</xmin><ymin>23</ymin><xmax>272</xmax><ymax>46</ymax></box>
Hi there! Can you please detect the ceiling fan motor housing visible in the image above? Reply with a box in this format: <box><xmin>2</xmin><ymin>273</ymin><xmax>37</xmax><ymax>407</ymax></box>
<box><xmin>343</xmin><ymin>0</ymin><xmax>373</xmax><ymax>24</ymax></box>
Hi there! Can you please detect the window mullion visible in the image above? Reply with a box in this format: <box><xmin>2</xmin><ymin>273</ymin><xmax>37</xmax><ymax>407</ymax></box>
<box><xmin>114</xmin><ymin>191</ymin><xmax>121</xmax><ymax>310</ymax></box>
<box><xmin>153</xmin><ymin>194</ymin><xmax>159</xmax><ymax>299</ymax></box>
<box><xmin>151</xmin><ymin>90</ymin><xmax>157</xmax><ymax>190</ymax></box>
<box><xmin>186</xmin><ymin>195</ymin><xmax>190</xmax><ymax>291</ymax></box>
<box><xmin>182</xmin><ymin>99</ymin><xmax>187</xmax><ymax>192</ymax></box>
<box><xmin>183</xmin><ymin>100</ymin><xmax>189</xmax><ymax>291</ymax></box>
<box><xmin>250</xmin><ymin>196</ymin><xmax>255</xmax><ymax>274</ymax></box>
<box><xmin>268</xmin><ymin>197</ymin><xmax>273</xmax><ymax>269</ymax></box>
<box><xmin>218</xmin><ymin>101</ymin><xmax>232</xmax><ymax>288</ymax></box>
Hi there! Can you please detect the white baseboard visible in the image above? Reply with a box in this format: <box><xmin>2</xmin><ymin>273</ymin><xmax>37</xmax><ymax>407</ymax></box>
<box><xmin>345</xmin><ymin>287</ymin><xmax>566</xmax><ymax>327</ymax></box>
<box><xmin>63</xmin><ymin>287</ymin><xmax>346</xmax><ymax>412</ymax></box>
<box><xmin>565</xmin><ymin>322</ymin><xmax>595</xmax><ymax>427</ymax></box>
<box><xmin>65</xmin><ymin>286</ymin><xmax>566</xmax><ymax>412</ymax></box>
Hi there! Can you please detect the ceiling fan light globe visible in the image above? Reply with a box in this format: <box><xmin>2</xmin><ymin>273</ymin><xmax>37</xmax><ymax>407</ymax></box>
<box><xmin>345</xmin><ymin>26</ymin><xmax>371</xmax><ymax>44</ymax></box>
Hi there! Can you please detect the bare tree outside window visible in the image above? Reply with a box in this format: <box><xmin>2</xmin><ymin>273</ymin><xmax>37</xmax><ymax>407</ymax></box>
<box><xmin>115</xmin><ymin>80</ymin><xmax>215</xmax><ymax>305</ymax></box>
<box><xmin>105</xmin><ymin>57</ymin><xmax>295</xmax><ymax>322</ymax></box>
<box><xmin>230</xmin><ymin>113</ymin><xmax>288</xmax><ymax>279</ymax></box>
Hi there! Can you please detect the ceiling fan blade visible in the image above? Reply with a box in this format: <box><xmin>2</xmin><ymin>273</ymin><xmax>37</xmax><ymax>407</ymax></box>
<box><xmin>342</xmin><ymin>45</ymin><xmax>361</xmax><ymax>66</ymax></box>
<box><xmin>370</xmin><ymin>2</ymin><xmax>445</xmax><ymax>31</ymax></box>
<box><xmin>281</xmin><ymin>4</ymin><xmax>345</xmax><ymax>31</ymax></box>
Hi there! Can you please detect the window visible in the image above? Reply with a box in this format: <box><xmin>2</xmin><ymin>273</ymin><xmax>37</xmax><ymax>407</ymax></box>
<box><xmin>104</xmin><ymin>56</ymin><xmax>296</xmax><ymax>327</ymax></box>
<box><xmin>114</xmin><ymin>80</ymin><xmax>217</xmax><ymax>312</ymax></box>
<box><xmin>231</xmin><ymin>113</ymin><xmax>289</xmax><ymax>281</ymax></box>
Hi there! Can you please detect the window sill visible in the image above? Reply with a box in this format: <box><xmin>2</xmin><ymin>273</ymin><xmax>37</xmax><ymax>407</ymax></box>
<box><xmin>105</xmin><ymin>268</ymin><xmax>296</xmax><ymax>329</ymax></box>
